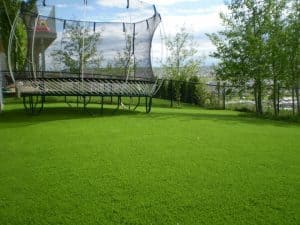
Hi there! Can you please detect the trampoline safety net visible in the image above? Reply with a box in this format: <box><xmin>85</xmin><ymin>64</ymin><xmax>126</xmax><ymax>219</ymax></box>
<box><xmin>7</xmin><ymin>0</ymin><xmax>161</xmax><ymax>101</ymax></box>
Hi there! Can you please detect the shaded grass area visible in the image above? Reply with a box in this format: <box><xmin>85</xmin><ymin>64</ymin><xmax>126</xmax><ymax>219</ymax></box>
<box><xmin>0</xmin><ymin>98</ymin><xmax>299</xmax><ymax>225</ymax></box>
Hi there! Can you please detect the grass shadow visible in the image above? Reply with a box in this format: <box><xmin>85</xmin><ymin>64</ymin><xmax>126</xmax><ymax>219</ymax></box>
<box><xmin>149</xmin><ymin>108</ymin><xmax>300</xmax><ymax>127</ymax></box>
<box><xmin>0</xmin><ymin>103</ymin><xmax>143</xmax><ymax>129</ymax></box>
<box><xmin>0</xmin><ymin>101</ymin><xmax>299</xmax><ymax>129</ymax></box>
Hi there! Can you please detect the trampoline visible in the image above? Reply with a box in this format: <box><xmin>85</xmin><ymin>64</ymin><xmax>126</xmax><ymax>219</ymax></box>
<box><xmin>6</xmin><ymin>0</ymin><xmax>162</xmax><ymax>113</ymax></box>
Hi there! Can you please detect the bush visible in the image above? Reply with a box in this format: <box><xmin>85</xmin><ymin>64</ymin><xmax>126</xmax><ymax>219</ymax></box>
<box><xmin>195</xmin><ymin>82</ymin><xmax>209</xmax><ymax>107</ymax></box>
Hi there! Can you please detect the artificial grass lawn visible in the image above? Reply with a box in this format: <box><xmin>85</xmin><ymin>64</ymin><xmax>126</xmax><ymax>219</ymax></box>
<box><xmin>0</xmin><ymin>98</ymin><xmax>299</xmax><ymax>225</ymax></box>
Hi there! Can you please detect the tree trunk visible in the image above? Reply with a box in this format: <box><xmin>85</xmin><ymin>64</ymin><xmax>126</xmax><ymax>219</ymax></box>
<box><xmin>254</xmin><ymin>79</ymin><xmax>263</xmax><ymax>115</ymax></box>
<box><xmin>296</xmin><ymin>82</ymin><xmax>300</xmax><ymax>116</ymax></box>
<box><xmin>176</xmin><ymin>82</ymin><xmax>181</xmax><ymax>106</ymax></box>
<box><xmin>222</xmin><ymin>84</ymin><xmax>226</xmax><ymax>109</ymax></box>
<box><xmin>257</xmin><ymin>87</ymin><xmax>263</xmax><ymax>115</ymax></box>
<box><xmin>277</xmin><ymin>84</ymin><xmax>280</xmax><ymax>115</ymax></box>
<box><xmin>273</xmin><ymin>78</ymin><xmax>278</xmax><ymax>116</ymax></box>
<box><xmin>217</xmin><ymin>81</ymin><xmax>221</xmax><ymax>108</ymax></box>
<box><xmin>254</xmin><ymin>85</ymin><xmax>258</xmax><ymax>113</ymax></box>
<box><xmin>292</xmin><ymin>87</ymin><xmax>295</xmax><ymax>116</ymax></box>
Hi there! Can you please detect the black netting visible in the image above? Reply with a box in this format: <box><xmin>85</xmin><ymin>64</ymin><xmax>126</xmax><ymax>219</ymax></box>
<box><xmin>20</xmin><ymin>0</ymin><xmax>161</xmax><ymax>81</ymax></box>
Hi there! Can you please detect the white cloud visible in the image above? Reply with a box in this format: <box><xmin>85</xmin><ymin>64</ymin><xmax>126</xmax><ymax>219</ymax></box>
<box><xmin>96</xmin><ymin>0</ymin><xmax>151</xmax><ymax>9</ymax></box>
<box><xmin>148</xmin><ymin>3</ymin><xmax>227</xmax><ymax>65</ymax></box>
<box><xmin>96</xmin><ymin>0</ymin><xmax>200</xmax><ymax>7</ymax></box>
<box><xmin>144</xmin><ymin>0</ymin><xmax>199</xmax><ymax>6</ymax></box>
<box><xmin>56</xmin><ymin>4</ymin><xmax>68</xmax><ymax>8</ymax></box>
<box><xmin>96</xmin><ymin>0</ymin><xmax>127</xmax><ymax>8</ymax></box>
<box><xmin>175</xmin><ymin>4</ymin><xmax>227</xmax><ymax>16</ymax></box>
<box><xmin>161</xmin><ymin>4</ymin><xmax>227</xmax><ymax>35</ymax></box>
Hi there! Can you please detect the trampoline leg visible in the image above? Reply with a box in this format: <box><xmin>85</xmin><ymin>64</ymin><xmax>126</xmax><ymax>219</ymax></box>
<box><xmin>133</xmin><ymin>96</ymin><xmax>141</xmax><ymax>111</ymax></box>
<box><xmin>34</xmin><ymin>95</ymin><xmax>44</xmax><ymax>113</ymax></box>
<box><xmin>146</xmin><ymin>96</ymin><xmax>152</xmax><ymax>113</ymax></box>
<box><xmin>82</xmin><ymin>96</ymin><xmax>93</xmax><ymax>115</ymax></box>
<box><xmin>23</xmin><ymin>96</ymin><xmax>28</xmax><ymax>111</ymax></box>
<box><xmin>148</xmin><ymin>97</ymin><xmax>152</xmax><ymax>113</ymax></box>
<box><xmin>29</xmin><ymin>96</ymin><xmax>34</xmax><ymax>114</ymax></box>
<box><xmin>39</xmin><ymin>96</ymin><xmax>45</xmax><ymax>113</ymax></box>
<box><xmin>65</xmin><ymin>96</ymin><xmax>73</xmax><ymax>108</ymax></box>
<box><xmin>83</xmin><ymin>96</ymin><xmax>86</xmax><ymax>111</ymax></box>
<box><xmin>117</xmin><ymin>96</ymin><xmax>121</xmax><ymax>109</ymax></box>
<box><xmin>145</xmin><ymin>97</ymin><xmax>148</xmax><ymax>112</ymax></box>
<box><xmin>23</xmin><ymin>95</ymin><xmax>44</xmax><ymax>114</ymax></box>
<box><xmin>24</xmin><ymin>96</ymin><xmax>33</xmax><ymax>113</ymax></box>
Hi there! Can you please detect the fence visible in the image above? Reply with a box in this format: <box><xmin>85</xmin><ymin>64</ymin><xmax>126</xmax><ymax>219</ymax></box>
<box><xmin>155</xmin><ymin>79</ymin><xmax>228</xmax><ymax>109</ymax></box>
<box><xmin>155</xmin><ymin>79</ymin><xmax>299</xmax><ymax>114</ymax></box>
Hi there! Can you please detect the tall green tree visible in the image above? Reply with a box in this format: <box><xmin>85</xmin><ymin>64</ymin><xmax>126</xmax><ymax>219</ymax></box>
<box><xmin>285</xmin><ymin>0</ymin><xmax>300</xmax><ymax>115</ymax></box>
<box><xmin>207</xmin><ymin>0</ymin><xmax>297</xmax><ymax>115</ymax></box>
<box><xmin>0</xmin><ymin>0</ymin><xmax>36</xmax><ymax>71</ymax></box>
<box><xmin>262</xmin><ymin>0</ymin><xmax>288</xmax><ymax>116</ymax></box>
<box><xmin>114</xmin><ymin>34</ymin><xmax>134</xmax><ymax>77</ymax></box>
<box><xmin>52</xmin><ymin>23</ymin><xmax>101</xmax><ymax>74</ymax></box>
<box><xmin>164</xmin><ymin>27</ymin><xmax>202</xmax><ymax>105</ymax></box>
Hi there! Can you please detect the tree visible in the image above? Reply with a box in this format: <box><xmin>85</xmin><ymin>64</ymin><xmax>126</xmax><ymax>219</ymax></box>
<box><xmin>285</xmin><ymin>0</ymin><xmax>300</xmax><ymax>115</ymax></box>
<box><xmin>52</xmin><ymin>22</ymin><xmax>101</xmax><ymax>75</ymax></box>
<box><xmin>207</xmin><ymin>0</ymin><xmax>296</xmax><ymax>116</ymax></box>
<box><xmin>0</xmin><ymin>0</ymin><xmax>36</xmax><ymax>71</ymax></box>
<box><xmin>259</xmin><ymin>0</ymin><xmax>288</xmax><ymax>116</ymax></box>
<box><xmin>164</xmin><ymin>27</ymin><xmax>202</xmax><ymax>105</ymax></box>
<box><xmin>114</xmin><ymin>34</ymin><xmax>134</xmax><ymax>78</ymax></box>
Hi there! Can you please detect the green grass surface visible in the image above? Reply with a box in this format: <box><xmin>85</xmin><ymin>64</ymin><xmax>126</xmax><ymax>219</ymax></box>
<box><xmin>0</xmin><ymin>98</ymin><xmax>299</xmax><ymax>225</ymax></box>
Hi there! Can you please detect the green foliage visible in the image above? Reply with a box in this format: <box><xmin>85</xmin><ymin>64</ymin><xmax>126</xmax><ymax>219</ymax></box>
<box><xmin>0</xmin><ymin>0</ymin><xmax>35</xmax><ymax>71</ymax></box>
<box><xmin>114</xmin><ymin>34</ymin><xmax>134</xmax><ymax>78</ymax></box>
<box><xmin>285</xmin><ymin>0</ymin><xmax>300</xmax><ymax>114</ymax></box>
<box><xmin>155</xmin><ymin>77</ymin><xmax>223</xmax><ymax>109</ymax></box>
<box><xmin>52</xmin><ymin>23</ymin><xmax>101</xmax><ymax>74</ymax></box>
<box><xmin>0</xmin><ymin>0</ymin><xmax>20</xmax><ymax>53</ymax></box>
<box><xmin>195</xmin><ymin>81</ymin><xmax>209</xmax><ymax>107</ymax></box>
<box><xmin>163</xmin><ymin>27</ymin><xmax>203</xmax><ymax>105</ymax></box>
<box><xmin>207</xmin><ymin>0</ymin><xmax>300</xmax><ymax>116</ymax></box>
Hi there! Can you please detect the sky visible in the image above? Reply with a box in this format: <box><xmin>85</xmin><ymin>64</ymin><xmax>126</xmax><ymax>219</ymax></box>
<box><xmin>38</xmin><ymin>0</ymin><xmax>228</xmax><ymax>66</ymax></box>
<box><xmin>143</xmin><ymin>0</ymin><xmax>227</xmax><ymax>65</ymax></box>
